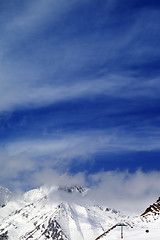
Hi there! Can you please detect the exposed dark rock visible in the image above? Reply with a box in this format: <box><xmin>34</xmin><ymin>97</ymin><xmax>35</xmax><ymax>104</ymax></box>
<box><xmin>43</xmin><ymin>219</ymin><xmax>68</xmax><ymax>240</ymax></box>
<box><xmin>0</xmin><ymin>231</ymin><xmax>8</xmax><ymax>240</ymax></box>
<box><xmin>58</xmin><ymin>186</ymin><xmax>86</xmax><ymax>194</ymax></box>
<box><xmin>141</xmin><ymin>197</ymin><xmax>160</xmax><ymax>216</ymax></box>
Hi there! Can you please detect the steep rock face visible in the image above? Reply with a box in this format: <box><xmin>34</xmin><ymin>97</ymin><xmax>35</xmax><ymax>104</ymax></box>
<box><xmin>43</xmin><ymin>219</ymin><xmax>68</xmax><ymax>240</ymax></box>
<box><xmin>141</xmin><ymin>197</ymin><xmax>160</xmax><ymax>217</ymax></box>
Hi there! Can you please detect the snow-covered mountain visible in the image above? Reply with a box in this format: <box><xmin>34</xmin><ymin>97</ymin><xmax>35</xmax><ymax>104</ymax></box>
<box><xmin>141</xmin><ymin>196</ymin><xmax>160</xmax><ymax>218</ymax></box>
<box><xmin>0</xmin><ymin>185</ymin><xmax>160</xmax><ymax>240</ymax></box>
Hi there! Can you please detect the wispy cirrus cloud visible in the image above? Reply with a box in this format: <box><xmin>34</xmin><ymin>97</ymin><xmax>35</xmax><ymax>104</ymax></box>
<box><xmin>0</xmin><ymin>74</ymin><xmax>160</xmax><ymax>112</ymax></box>
<box><xmin>5</xmin><ymin>128</ymin><xmax>160</xmax><ymax>157</ymax></box>
<box><xmin>0</xmin><ymin>128</ymin><xmax>160</xmax><ymax>188</ymax></box>
<box><xmin>0</xmin><ymin>0</ymin><xmax>160</xmax><ymax>113</ymax></box>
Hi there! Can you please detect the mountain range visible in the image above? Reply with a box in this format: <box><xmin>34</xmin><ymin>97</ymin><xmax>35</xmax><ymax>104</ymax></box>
<box><xmin>0</xmin><ymin>185</ymin><xmax>160</xmax><ymax>240</ymax></box>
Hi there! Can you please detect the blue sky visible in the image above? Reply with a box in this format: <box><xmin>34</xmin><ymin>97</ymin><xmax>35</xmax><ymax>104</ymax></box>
<box><xmin>0</xmin><ymin>0</ymin><xmax>160</xmax><ymax>210</ymax></box>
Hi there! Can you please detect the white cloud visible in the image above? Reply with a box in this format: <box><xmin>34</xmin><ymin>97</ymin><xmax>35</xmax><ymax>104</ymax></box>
<box><xmin>0</xmin><ymin>128</ymin><xmax>159</xmax><ymax>191</ymax></box>
<box><xmin>5</xmin><ymin>167</ymin><xmax>160</xmax><ymax>215</ymax></box>
<box><xmin>29</xmin><ymin>169</ymin><xmax>160</xmax><ymax>214</ymax></box>
<box><xmin>0</xmin><ymin>150</ymin><xmax>35</xmax><ymax>180</ymax></box>
<box><xmin>88</xmin><ymin>170</ymin><xmax>160</xmax><ymax>214</ymax></box>
<box><xmin>33</xmin><ymin>168</ymin><xmax>86</xmax><ymax>188</ymax></box>
<box><xmin>1</xmin><ymin>138</ymin><xmax>160</xmax><ymax>214</ymax></box>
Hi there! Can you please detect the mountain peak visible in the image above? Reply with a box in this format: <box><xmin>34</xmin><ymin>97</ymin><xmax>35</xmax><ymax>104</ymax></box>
<box><xmin>141</xmin><ymin>196</ymin><xmax>160</xmax><ymax>217</ymax></box>
<box><xmin>0</xmin><ymin>185</ymin><xmax>132</xmax><ymax>240</ymax></box>
<box><xmin>58</xmin><ymin>185</ymin><xmax>87</xmax><ymax>194</ymax></box>
<box><xmin>1</xmin><ymin>186</ymin><xmax>160</xmax><ymax>239</ymax></box>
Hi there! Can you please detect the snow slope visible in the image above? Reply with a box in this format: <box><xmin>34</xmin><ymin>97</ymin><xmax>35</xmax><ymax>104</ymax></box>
<box><xmin>0</xmin><ymin>185</ymin><xmax>160</xmax><ymax>240</ymax></box>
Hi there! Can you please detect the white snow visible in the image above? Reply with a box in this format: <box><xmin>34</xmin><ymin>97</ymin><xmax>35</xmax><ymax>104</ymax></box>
<box><xmin>0</xmin><ymin>185</ymin><xmax>160</xmax><ymax>240</ymax></box>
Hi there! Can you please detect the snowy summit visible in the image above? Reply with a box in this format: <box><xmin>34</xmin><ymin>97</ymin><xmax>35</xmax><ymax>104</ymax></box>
<box><xmin>0</xmin><ymin>185</ymin><xmax>160</xmax><ymax>240</ymax></box>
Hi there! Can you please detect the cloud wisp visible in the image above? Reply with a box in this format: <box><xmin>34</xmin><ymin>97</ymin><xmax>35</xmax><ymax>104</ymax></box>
<box><xmin>6</xmin><ymin>128</ymin><xmax>160</xmax><ymax>157</ymax></box>
<box><xmin>88</xmin><ymin>170</ymin><xmax>160</xmax><ymax>214</ymax></box>
<box><xmin>0</xmin><ymin>0</ymin><xmax>160</xmax><ymax>112</ymax></box>
<box><xmin>0</xmin><ymin>74</ymin><xmax>160</xmax><ymax>112</ymax></box>
<box><xmin>32</xmin><ymin>169</ymin><xmax>160</xmax><ymax>214</ymax></box>
<box><xmin>5</xmin><ymin>167</ymin><xmax>160</xmax><ymax>214</ymax></box>
<box><xmin>0</xmin><ymin>127</ymin><xmax>160</xmax><ymax>190</ymax></box>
